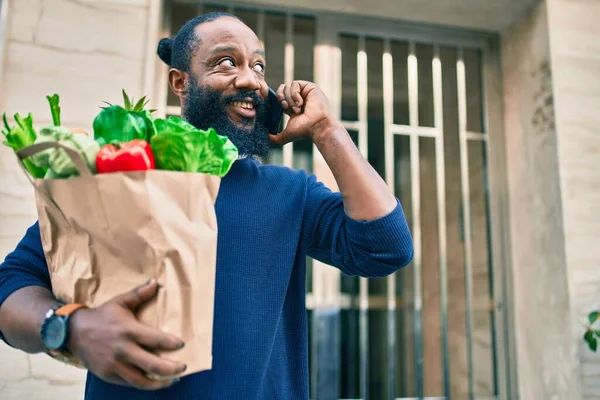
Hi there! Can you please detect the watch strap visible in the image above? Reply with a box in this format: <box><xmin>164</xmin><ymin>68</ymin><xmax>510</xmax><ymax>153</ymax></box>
<box><xmin>44</xmin><ymin>303</ymin><xmax>88</xmax><ymax>369</ymax></box>
<box><xmin>55</xmin><ymin>303</ymin><xmax>88</xmax><ymax>318</ymax></box>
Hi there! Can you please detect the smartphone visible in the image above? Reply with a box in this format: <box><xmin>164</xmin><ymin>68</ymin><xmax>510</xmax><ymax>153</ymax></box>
<box><xmin>266</xmin><ymin>87</ymin><xmax>284</xmax><ymax>134</ymax></box>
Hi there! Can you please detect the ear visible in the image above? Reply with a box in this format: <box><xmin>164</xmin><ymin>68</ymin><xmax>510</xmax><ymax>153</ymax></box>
<box><xmin>168</xmin><ymin>68</ymin><xmax>188</xmax><ymax>98</ymax></box>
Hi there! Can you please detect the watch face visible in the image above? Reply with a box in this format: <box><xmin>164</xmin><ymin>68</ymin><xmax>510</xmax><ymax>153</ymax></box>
<box><xmin>43</xmin><ymin>317</ymin><xmax>67</xmax><ymax>350</ymax></box>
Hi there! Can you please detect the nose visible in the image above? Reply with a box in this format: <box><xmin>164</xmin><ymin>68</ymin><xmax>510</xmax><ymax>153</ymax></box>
<box><xmin>233</xmin><ymin>66</ymin><xmax>261</xmax><ymax>92</ymax></box>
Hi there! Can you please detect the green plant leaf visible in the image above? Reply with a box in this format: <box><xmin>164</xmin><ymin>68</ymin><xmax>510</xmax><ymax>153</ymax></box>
<box><xmin>93</xmin><ymin>105</ymin><xmax>147</xmax><ymax>144</ymax></box>
<box><xmin>150</xmin><ymin>116</ymin><xmax>238</xmax><ymax>176</ymax></box>
<box><xmin>46</xmin><ymin>94</ymin><xmax>61</xmax><ymax>126</ymax></box>
<box><xmin>2</xmin><ymin>113</ymin><xmax>9</xmax><ymax>132</ymax></box>
<box><xmin>589</xmin><ymin>311</ymin><xmax>600</xmax><ymax>325</ymax></box>
<box><xmin>585</xmin><ymin>330</ymin><xmax>598</xmax><ymax>352</ymax></box>
<box><xmin>1</xmin><ymin>112</ymin><xmax>47</xmax><ymax>178</ymax></box>
<box><xmin>122</xmin><ymin>89</ymin><xmax>132</xmax><ymax>111</ymax></box>
<box><xmin>133</xmin><ymin>96</ymin><xmax>147</xmax><ymax>111</ymax></box>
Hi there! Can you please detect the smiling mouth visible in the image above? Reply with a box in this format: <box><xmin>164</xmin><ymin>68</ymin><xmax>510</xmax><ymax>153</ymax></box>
<box><xmin>228</xmin><ymin>100</ymin><xmax>257</xmax><ymax>123</ymax></box>
<box><xmin>232</xmin><ymin>100</ymin><xmax>255</xmax><ymax>110</ymax></box>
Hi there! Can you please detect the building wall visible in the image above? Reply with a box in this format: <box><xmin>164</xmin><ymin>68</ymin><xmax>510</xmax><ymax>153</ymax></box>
<box><xmin>546</xmin><ymin>0</ymin><xmax>600</xmax><ymax>398</ymax></box>
<box><xmin>500</xmin><ymin>3</ymin><xmax>577</xmax><ymax>399</ymax></box>
<box><xmin>501</xmin><ymin>1</ymin><xmax>600</xmax><ymax>399</ymax></box>
<box><xmin>0</xmin><ymin>0</ymin><xmax>156</xmax><ymax>398</ymax></box>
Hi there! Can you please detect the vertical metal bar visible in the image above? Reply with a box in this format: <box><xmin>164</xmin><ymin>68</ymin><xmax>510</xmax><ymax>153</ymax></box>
<box><xmin>482</xmin><ymin>39</ymin><xmax>515</xmax><ymax>400</ymax></box>
<box><xmin>357</xmin><ymin>34</ymin><xmax>370</xmax><ymax>400</ymax></box>
<box><xmin>283</xmin><ymin>13</ymin><xmax>295</xmax><ymax>168</ymax></box>
<box><xmin>477</xmin><ymin>47</ymin><xmax>500</xmax><ymax>398</ymax></box>
<box><xmin>432</xmin><ymin>45</ymin><xmax>450</xmax><ymax>399</ymax></box>
<box><xmin>358</xmin><ymin>36</ymin><xmax>369</xmax><ymax>157</ymax></box>
<box><xmin>383</xmin><ymin>38</ymin><xmax>397</xmax><ymax>400</ymax></box>
<box><xmin>257</xmin><ymin>11</ymin><xmax>265</xmax><ymax>46</ymax></box>
<box><xmin>312</xmin><ymin>18</ymin><xmax>341</xmax><ymax>400</ymax></box>
<box><xmin>457</xmin><ymin>48</ymin><xmax>475</xmax><ymax>400</ymax></box>
<box><xmin>408</xmin><ymin>41</ymin><xmax>424</xmax><ymax>399</ymax></box>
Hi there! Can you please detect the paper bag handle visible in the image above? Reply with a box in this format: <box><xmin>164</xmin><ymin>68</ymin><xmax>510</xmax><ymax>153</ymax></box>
<box><xmin>17</xmin><ymin>141</ymin><xmax>93</xmax><ymax>178</ymax></box>
<box><xmin>15</xmin><ymin>141</ymin><xmax>109</xmax><ymax>230</ymax></box>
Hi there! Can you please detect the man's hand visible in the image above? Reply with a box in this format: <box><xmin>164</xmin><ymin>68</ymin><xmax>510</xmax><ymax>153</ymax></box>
<box><xmin>270</xmin><ymin>81</ymin><xmax>336</xmax><ymax>146</ymax></box>
<box><xmin>270</xmin><ymin>81</ymin><xmax>397</xmax><ymax>221</ymax></box>
<box><xmin>68</xmin><ymin>279</ymin><xmax>186</xmax><ymax>390</ymax></box>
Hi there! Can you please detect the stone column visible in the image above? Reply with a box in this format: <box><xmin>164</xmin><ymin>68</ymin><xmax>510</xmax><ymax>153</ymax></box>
<box><xmin>546</xmin><ymin>0</ymin><xmax>600</xmax><ymax>399</ymax></box>
<box><xmin>501</xmin><ymin>0</ymin><xmax>600</xmax><ymax>399</ymax></box>
<box><xmin>500</xmin><ymin>1</ymin><xmax>580</xmax><ymax>399</ymax></box>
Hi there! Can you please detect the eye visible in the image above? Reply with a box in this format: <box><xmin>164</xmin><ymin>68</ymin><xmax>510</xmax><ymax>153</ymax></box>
<box><xmin>253</xmin><ymin>63</ymin><xmax>265</xmax><ymax>73</ymax></box>
<box><xmin>218</xmin><ymin>58</ymin><xmax>235</xmax><ymax>67</ymax></box>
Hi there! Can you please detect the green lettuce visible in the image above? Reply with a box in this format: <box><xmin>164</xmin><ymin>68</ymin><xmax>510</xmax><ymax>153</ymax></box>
<box><xmin>150</xmin><ymin>116</ymin><xmax>238</xmax><ymax>177</ymax></box>
<box><xmin>31</xmin><ymin>126</ymin><xmax>100</xmax><ymax>178</ymax></box>
<box><xmin>1</xmin><ymin>112</ymin><xmax>47</xmax><ymax>178</ymax></box>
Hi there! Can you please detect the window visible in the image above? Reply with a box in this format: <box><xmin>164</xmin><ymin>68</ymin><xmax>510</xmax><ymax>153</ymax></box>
<box><xmin>162</xmin><ymin>3</ymin><xmax>506</xmax><ymax>399</ymax></box>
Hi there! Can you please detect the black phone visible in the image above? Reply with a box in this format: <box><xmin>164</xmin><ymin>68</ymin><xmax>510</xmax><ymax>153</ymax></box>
<box><xmin>265</xmin><ymin>87</ymin><xmax>284</xmax><ymax>134</ymax></box>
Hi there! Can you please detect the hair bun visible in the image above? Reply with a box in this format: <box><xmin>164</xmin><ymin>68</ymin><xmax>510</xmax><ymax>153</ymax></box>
<box><xmin>157</xmin><ymin>37</ymin><xmax>173</xmax><ymax>65</ymax></box>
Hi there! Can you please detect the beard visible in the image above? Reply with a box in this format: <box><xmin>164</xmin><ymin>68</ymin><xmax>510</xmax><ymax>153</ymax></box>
<box><xmin>182</xmin><ymin>80</ymin><xmax>272</xmax><ymax>160</ymax></box>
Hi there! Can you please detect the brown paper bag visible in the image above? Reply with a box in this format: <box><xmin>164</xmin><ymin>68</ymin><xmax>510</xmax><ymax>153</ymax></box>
<box><xmin>17</xmin><ymin>141</ymin><xmax>221</xmax><ymax>377</ymax></box>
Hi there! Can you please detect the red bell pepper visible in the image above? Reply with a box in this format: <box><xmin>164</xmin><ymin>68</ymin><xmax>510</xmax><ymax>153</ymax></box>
<box><xmin>96</xmin><ymin>139</ymin><xmax>155</xmax><ymax>173</ymax></box>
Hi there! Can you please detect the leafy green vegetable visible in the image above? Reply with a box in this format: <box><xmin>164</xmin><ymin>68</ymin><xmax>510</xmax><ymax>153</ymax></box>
<box><xmin>150</xmin><ymin>116</ymin><xmax>238</xmax><ymax>177</ymax></box>
<box><xmin>31</xmin><ymin>126</ymin><xmax>100</xmax><ymax>178</ymax></box>
<box><xmin>47</xmin><ymin>94</ymin><xmax>61</xmax><ymax>127</ymax></box>
<box><xmin>93</xmin><ymin>90</ymin><xmax>156</xmax><ymax>146</ymax></box>
<box><xmin>1</xmin><ymin>112</ymin><xmax>47</xmax><ymax>178</ymax></box>
<box><xmin>93</xmin><ymin>105</ymin><xmax>146</xmax><ymax>146</ymax></box>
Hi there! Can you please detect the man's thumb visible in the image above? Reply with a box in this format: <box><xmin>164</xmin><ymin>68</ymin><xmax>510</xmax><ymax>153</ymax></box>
<box><xmin>118</xmin><ymin>279</ymin><xmax>158</xmax><ymax>310</ymax></box>
<box><xmin>269</xmin><ymin>131</ymin><xmax>292</xmax><ymax>146</ymax></box>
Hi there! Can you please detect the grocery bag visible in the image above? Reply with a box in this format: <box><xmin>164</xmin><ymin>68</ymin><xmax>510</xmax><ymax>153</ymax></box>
<box><xmin>17</xmin><ymin>141</ymin><xmax>221</xmax><ymax>376</ymax></box>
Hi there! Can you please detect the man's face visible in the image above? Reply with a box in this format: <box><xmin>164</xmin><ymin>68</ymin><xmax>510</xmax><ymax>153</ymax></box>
<box><xmin>180</xmin><ymin>17</ymin><xmax>272</xmax><ymax>159</ymax></box>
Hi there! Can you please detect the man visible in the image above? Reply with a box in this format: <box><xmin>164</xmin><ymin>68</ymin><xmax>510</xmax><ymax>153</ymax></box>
<box><xmin>0</xmin><ymin>12</ymin><xmax>413</xmax><ymax>399</ymax></box>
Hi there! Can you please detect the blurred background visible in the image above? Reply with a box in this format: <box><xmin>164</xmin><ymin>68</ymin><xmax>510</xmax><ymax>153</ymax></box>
<box><xmin>0</xmin><ymin>0</ymin><xmax>599</xmax><ymax>399</ymax></box>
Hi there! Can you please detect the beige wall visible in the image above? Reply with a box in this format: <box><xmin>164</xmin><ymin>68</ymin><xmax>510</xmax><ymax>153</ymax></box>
<box><xmin>501</xmin><ymin>2</ymin><xmax>581</xmax><ymax>397</ymax></box>
<box><xmin>501</xmin><ymin>1</ymin><xmax>600</xmax><ymax>399</ymax></box>
<box><xmin>546</xmin><ymin>0</ymin><xmax>600</xmax><ymax>398</ymax></box>
<box><xmin>0</xmin><ymin>0</ymin><xmax>156</xmax><ymax>398</ymax></box>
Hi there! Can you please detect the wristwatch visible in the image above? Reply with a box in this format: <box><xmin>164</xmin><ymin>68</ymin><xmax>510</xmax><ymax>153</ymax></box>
<box><xmin>40</xmin><ymin>303</ymin><xmax>88</xmax><ymax>368</ymax></box>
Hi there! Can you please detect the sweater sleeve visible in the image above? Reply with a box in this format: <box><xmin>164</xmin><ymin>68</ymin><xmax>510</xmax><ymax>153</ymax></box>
<box><xmin>0</xmin><ymin>221</ymin><xmax>52</xmax><ymax>345</ymax></box>
<box><xmin>302</xmin><ymin>174</ymin><xmax>414</xmax><ymax>278</ymax></box>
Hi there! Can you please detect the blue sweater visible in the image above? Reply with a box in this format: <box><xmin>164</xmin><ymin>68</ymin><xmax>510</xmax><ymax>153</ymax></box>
<box><xmin>0</xmin><ymin>158</ymin><xmax>413</xmax><ymax>399</ymax></box>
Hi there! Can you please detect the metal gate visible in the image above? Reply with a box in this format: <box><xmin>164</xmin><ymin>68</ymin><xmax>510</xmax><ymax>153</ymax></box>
<box><xmin>160</xmin><ymin>2</ymin><xmax>510</xmax><ymax>399</ymax></box>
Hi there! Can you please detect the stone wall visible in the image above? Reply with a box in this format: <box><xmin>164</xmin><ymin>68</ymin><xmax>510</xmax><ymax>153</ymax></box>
<box><xmin>500</xmin><ymin>1</ymin><xmax>600</xmax><ymax>399</ymax></box>
<box><xmin>546</xmin><ymin>0</ymin><xmax>600</xmax><ymax>398</ymax></box>
<box><xmin>0</xmin><ymin>0</ymin><xmax>155</xmax><ymax>398</ymax></box>
<box><xmin>500</xmin><ymin>2</ymin><xmax>583</xmax><ymax>399</ymax></box>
